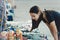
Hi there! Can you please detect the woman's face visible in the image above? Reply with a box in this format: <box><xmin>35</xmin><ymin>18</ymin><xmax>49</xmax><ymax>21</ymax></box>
<box><xmin>30</xmin><ymin>13</ymin><xmax>40</xmax><ymax>21</ymax></box>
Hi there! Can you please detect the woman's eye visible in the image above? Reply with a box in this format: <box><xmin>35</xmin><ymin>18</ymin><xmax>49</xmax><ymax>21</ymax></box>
<box><xmin>32</xmin><ymin>15</ymin><xmax>35</xmax><ymax>17</ymax></box>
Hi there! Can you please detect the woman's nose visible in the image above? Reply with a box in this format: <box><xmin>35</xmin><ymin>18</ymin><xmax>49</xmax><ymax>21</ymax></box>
<box><xmin>32</xmin><ymin>17</ymin><xmax>35</xmax><ymax>20</ymax></box>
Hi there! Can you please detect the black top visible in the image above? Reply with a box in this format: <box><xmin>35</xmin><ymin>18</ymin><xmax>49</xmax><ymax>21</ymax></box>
<box><xmin>32</xmin><ymin>10</ymin><xmax>60</xmax><ymax>32</ymax></box>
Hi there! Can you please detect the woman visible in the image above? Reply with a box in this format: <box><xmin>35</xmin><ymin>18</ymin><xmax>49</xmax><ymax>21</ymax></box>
<box><xmin>29</xmin><ymin>6</ymin><xmax>60</xmax><ymax>40</ymax></box>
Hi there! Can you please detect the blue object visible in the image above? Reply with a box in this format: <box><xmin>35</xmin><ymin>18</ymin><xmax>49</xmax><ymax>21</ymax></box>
<box><xmin>9</xmin><ymin>9</ymin><xmax>14</xmax><ymax>13</ymax></box>
<box><xmin>7</xmin><ymin>16</ymin><xmax>13</xmax><ymax>21</ymax></box>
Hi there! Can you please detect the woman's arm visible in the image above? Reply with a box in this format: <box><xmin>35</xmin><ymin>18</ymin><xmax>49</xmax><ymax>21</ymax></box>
<box><xmin>45</xmin><ymin>21</ymin><xmax>58</xmax><ymax>40</ymax></box>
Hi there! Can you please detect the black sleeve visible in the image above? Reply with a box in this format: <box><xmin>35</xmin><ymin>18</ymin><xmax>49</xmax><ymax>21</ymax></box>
<box><xmin>46</xmin><ymin>11</ymin><xmax>55</xmax><ymax>24</ymax></box>
<box><xmin>31</xmin><ymin>19</ymin><xmax>41</xmax><ymax>30</ymax></box>
<box><xmin>31</xmin><ymin>13</ymin><xmax>43</xmax><ymax>30</ymax></box>
<box><xmin>32</xmin><ymin>20</ymin><xmax>38</xmax><ymax>29</ymax></box>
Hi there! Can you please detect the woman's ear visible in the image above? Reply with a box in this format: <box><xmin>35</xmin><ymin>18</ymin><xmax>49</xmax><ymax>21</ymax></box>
<box><xmin>38</xmin><ymin>11</ymin><xmax>41</xmax><ymax>16</ymax></box>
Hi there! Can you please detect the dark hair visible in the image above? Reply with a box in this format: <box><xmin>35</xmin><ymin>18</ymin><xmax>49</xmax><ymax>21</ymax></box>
<box><xmin>29</xmin><ymin>6</ymin><xmax>39</xmax><ymax>14</ymax></box>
